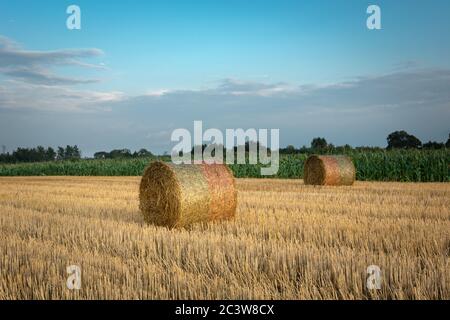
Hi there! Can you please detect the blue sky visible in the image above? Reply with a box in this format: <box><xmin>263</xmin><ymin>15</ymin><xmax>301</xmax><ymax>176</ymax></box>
<box><xmin>0</xmin><ymin>0</ymin><xmax>449</xmax><ymax>155</ymax></box>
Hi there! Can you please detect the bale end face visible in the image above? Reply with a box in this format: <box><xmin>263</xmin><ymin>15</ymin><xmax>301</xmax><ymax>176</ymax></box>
<box><xmin>139</xmin><ymin>161</ymin><xmax>181</xmax><ymax>227</ymax></box>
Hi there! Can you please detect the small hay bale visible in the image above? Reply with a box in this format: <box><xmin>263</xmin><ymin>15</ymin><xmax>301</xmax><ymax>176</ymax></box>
<box><xmin>139</xmin><ymin>161</ymin><xmax>237</xmax><ymax>228</ymax></box>
<box><xmin>304</xmin><ymin>155</ymin><xmax>356</xmax><ymax>186</ymax></box>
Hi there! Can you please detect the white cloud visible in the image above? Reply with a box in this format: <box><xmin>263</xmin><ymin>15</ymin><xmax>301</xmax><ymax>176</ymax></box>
<box><xmin>216</xmin><ymin>78</ymin><xmax>297</xmax><ymax>96</ymax></box>
<box><xmin>0</xmin><ymin>35</ymin><xmax>104</xmax><ymax>85</ymax></box>
<box><xmin>0</xmin><ymin>80</ymin><xmax>124</xmax><ymax>112</ymax></box>
<box><xmin>144</xmin><ymin>89</ymin><xmax>171</xmax><ymax>97</ymax></box>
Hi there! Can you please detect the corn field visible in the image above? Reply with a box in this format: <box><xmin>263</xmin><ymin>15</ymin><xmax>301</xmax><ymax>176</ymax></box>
<box><xmin>0</xmin><ymin>150</ymin><xmax>448</xmax><ymax>182</ymax></box>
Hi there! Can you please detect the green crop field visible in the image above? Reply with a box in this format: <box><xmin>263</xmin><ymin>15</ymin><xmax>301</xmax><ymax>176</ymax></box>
<box><xmin>0</xmin><ymin>150</ymin><xmax>448</xmax><ymax>182</ymax></box>
<box><xmin>229</xmin><ymin>150</ymin><xmax>450</xmax><ymax>182</ymax></box>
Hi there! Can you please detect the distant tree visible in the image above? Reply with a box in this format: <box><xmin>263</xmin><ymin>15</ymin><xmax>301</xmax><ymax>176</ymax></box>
<box><xmin>299</xmin><ymin>145</ymin><xmax>309</xmax><ymax>153</ymax></box>
<box><xmin>327</xmin><ymin>143</ymin><xmax>335</xmax><ymax>152</ymax></box>
<box><xmin>422</xmin><ymin>141</ymin><xmax>445</xmax><ymax>149</ymax></box>
<box><xmin>109</xmin><ymin>149</ymin><xmax>132</xmax><ymax>159</ymax></box>
<box><xmin>334</xmin><ymin>144</ymin><xmax>353</xmax><ymax>154</ymax></box>
<box><xmin>36</xmin><ymin>146</ymin><xmax>46</xmax><ymax>161</ymax></box>
<box><xmin>57</xmin><ymin>147</ymin><xmax>65</xmax><ymax>160</ymax></box>
<box><xmin>8</xmin><ymin>146</ymin><xmax>55</xmax><ymax>162</ymax></box>
<box><xmin>65</xmin><ymin>145</ymin><xmax>74</xmax><ymax>159</ymax></box>
<box><xmin>311</xmin><ymin>137</ymin><xmax>328</xmax><ymax>150</ymax></box>
<box><xmin>343</xmin><ymin>144</ymin><xmax>352</xmax><ymax>151</ymax></box>
<box><xmin>0</xmin><ymin>152</ymin><xmax>11</xmax><ymax>163</ymax></box>
<box><xmin>63</xmin><ymin>145</ymin><xmax>81</xmax><ymax>159</ymax></box>
<box><xmin>72</xmin><ymin>145</ymin><xmax>81</xmax><ymax>159</ymax></box>
<box><xmin>387</xmin><ymin>131</ymin><xmax>422</xmax><ymax>149</ymax></box>
<box><xmin>286</xmin><ymin>145</ymin><xmax>295</xmax><ymax>151</ymax></box>
<box><xmin>94</xmin><ymin>151</ymin><xmax>108</xmax><ymax>159</ymax></box>
<box><xmin>135</xmin><ymin>148</ymin><xmax>153</xmax><ymax>157</ymax></box>
<box><xmin>56</xmin><ymin>145</ymin><xmax>81</xmax><ymax>160</ymax></box>
<box><xmin>0</xmin><ymin>146</ymin><xmax>71</xmax><ymax>163</ymax></box>
<box><xmin>46</xmin><ymin>147</ymin><xmax>56</xmax><ymax>161</ymax></box>
<box><xmin>12</xmin><ymin>148</ymin><xmax>27</xmax><ymax>162</ymax></box>
<box><xmin>281</xmin><ymin>145</ymin><xmax>297</xmax><ymax>154</ymax></box>
<box><xmin>446</xmin><ymin>134</ymin><xmax>450</xmax><ymax>148</ymax></box>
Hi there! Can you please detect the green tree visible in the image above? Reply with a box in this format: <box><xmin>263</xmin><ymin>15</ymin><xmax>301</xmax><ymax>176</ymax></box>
<box><xmin>422</xmin><ymin>141</ymin><xmax>445</xmax><ymax>149</ymax></box>
<box><xmin>46</xmin><ymin>147</ymin><xmax>56</xmax><ymax>161</ymax></box>
<box><xmin>72</xmin><ymin>145</ymin><xmax>81</xmax><ymax>159</ymax></box>
<box><xmin>94</xmin><ymin>151</ymin><xmax>108</xmax><ymax>159</ymax></box>
<box><xmin>65</xmin><ymin>145</ymin><xmax>74</xmax><ymax>159</ymax></box>
<box><xmin>387</xmin><ymin>131</ymin><xmax>422</xmax><ymax>149</ymax></box>
<box><xmin>36</xmin><ymin>146</ymin><xmax>46</xmax><ymax>161</ymax></box>
<box><xmin>311</xmin><ymin>137</ymin><xmax>328</xmax><ymax>150</ymax></box>
<box><xmin>135</xmin><ymin>148</ymin><xmax>153</xmax><ymax>157</ymax></box>
<box><xmin>57</xmin><ymin>147</ymin><xmax>65</xmax><ymax>160</ymax></box>
<box><xmin>109</xmin><ymin>149</ymin><xmax>132</xmax><ymax>159</ymax></box>
<box><xmin>282</xmin><ymin>145</ymin><xmax>296</xmax><ymax>154</ymax></box>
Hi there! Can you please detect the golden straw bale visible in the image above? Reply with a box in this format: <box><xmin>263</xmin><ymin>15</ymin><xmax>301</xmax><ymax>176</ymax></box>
<box><xmin>139</xmin><ymin>161</ymin><xmax>236</xmax><ymax>228</ymax></box>
<box><xmin>304</xmin><ymin>155</ymin><xmax>356</xmax><ymax>186</ymax></box>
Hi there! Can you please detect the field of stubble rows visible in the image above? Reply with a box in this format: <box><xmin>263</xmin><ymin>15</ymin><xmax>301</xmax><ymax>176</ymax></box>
<box><xmin>0</xmin><ymin>177</ymin><xmax>448</xmax><ymax>299</ymax></box>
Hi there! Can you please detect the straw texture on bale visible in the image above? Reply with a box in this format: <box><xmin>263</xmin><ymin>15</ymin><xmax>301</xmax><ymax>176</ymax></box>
<box><xmin>139</xmin><ymin>161</ymin><xmax>237</xmax><ymax>228</ymax></box>
<box><xmin>304</xmin><ymin>155</ymin><xmax>356</xmax><ymax>186</ymax></box>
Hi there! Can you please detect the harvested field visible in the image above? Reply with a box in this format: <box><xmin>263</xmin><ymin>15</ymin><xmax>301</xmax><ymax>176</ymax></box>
<box><xmin>0</xmin><ymin>177</ymin><xmax>449</xmax><ymax>299</ymax></box>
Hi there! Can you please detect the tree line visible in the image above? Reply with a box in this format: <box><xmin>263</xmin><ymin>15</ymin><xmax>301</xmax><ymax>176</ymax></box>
<box><xmin>183</xmin><ymin>131</ymin><xmax>449</xmax><ymax>157</ymax></box>
<box><xmin>0</xmin><ymin>146</ymin><xmax>155</xmax><ymax>164</ymax></box>
<box><xmin>1</xmin><ymin>131</ymin><xmax>448</xmax><ymax>164</ymax></box>
<box><xmin>93</xmin><ymin>149</ymin><xmax>153</xmax><ymax>159</ymax></box>
<box><xmin>0</xmin><ymin>145</ymin><xmax>81</xmax><ymax>164</ymax></box>
<box><xmin>280</xmin><ymin>131</ymin><xmax>450</xmax><ymax>155</ymax></box>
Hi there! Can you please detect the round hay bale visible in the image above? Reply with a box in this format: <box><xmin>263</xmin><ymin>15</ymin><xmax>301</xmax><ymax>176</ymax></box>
<box><xmin>139</xmin><ymin>161</ymin><xmax>237</xmax><ymax>228</ymax></box>
<box><xmin>304</xmin><ymin>155</ymin><xmax>356</xmax><ymax>186</ymax></box>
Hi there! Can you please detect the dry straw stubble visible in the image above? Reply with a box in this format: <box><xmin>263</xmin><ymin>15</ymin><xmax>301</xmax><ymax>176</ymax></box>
<box><xmin>1</xmin><ymin>176</ymin><xmax>449</xmax><ymax>299</ymax></box>
<box><xmin>139</xmin><ymin>161</ymin><xmax>237</xmax><ymax>228</ymax></box>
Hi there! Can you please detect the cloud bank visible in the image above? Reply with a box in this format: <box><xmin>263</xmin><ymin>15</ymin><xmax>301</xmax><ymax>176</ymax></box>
<box><xmin>0</xmin><ymin>35</ymin><xmax>448</xmax><ymax>154</ymax></box>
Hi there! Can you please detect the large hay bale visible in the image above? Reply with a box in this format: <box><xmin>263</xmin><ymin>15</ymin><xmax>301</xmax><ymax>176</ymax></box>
<box><xmin>304</xmin><ymin>155</ymin><xmax>356</xmax><ymax>186</ymax></box>
<box><xmin>139</xmin><ymin>161</ymin><xmax>237</xmax><ymax>228</ymax></box>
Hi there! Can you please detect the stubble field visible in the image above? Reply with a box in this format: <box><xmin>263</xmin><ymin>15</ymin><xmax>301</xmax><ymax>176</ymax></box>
<box><xmin>0</xmin><ymin>177</ymin><xmax>448</xmax><ymax>299</ymax></box>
